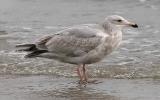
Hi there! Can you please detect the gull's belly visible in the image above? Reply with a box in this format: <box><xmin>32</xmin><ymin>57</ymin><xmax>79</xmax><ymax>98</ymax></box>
<box><xmin>82</xmin><ymin>42</ymin><xmax>121</xmax><ymax>64</ymax></box>
<box><xmin>84</xmin><ymin>32</ymin><xmax>122</xmax><ymax>64</ymax></box>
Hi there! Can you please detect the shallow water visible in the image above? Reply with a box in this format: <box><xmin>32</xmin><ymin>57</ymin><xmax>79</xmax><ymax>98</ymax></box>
<box><xmin>0</xmin><ymin>0</ymin><xmax>160</xmax><ymax>79</ymax></box>
<box><xmin>0</xmin><ymin>75</ymin><xmax>160</xmax><ymax>100</ymax></box>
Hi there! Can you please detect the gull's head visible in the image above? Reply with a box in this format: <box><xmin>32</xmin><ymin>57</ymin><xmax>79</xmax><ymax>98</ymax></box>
<box><xmin>105</xmin><ymin>15</ymin><xmax>138</xmax><ymax>29</ymax></box>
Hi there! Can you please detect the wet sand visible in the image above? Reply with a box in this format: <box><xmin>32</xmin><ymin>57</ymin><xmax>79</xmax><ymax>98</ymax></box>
<box><xmin>0</xmin><ymin>75</ymin><xmax>160</xmax><ymax>100</ymax></box>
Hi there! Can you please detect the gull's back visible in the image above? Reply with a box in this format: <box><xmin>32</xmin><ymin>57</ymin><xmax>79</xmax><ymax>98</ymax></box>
<box><xmin>45</xmin><ymin>26</ymin><xmax>103</xmax><ymax>57</ymax></box>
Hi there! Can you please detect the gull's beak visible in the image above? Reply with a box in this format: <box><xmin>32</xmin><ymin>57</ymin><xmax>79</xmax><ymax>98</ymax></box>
<box><xmin>127</xmin><ymin>21</ymin><xmax>138</xmax><ymax>28</ymax></box>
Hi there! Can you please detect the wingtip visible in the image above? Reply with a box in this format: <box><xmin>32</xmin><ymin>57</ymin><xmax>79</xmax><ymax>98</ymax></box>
<box><xmin>15</xmin><ymin>44</ymin><xmax>35</xmax><ymax>47</ymax></box>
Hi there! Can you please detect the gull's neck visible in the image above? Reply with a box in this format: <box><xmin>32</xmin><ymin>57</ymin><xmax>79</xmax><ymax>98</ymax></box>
<box><xmin>101</xmin><ymin>20</ymin><xmax>121</xmax><ymax>35</ymax></box>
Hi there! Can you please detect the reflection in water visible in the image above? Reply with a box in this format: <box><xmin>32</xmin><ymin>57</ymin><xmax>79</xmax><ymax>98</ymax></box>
<box><xmin>1</xmin><ymin>75</ymin><xmax>160</xmax><ymax>100</ymax></box>
<box><xmin>37</xmin><ymin>87</ymin><xmax>118</xmax><ymax>100</ymax></box>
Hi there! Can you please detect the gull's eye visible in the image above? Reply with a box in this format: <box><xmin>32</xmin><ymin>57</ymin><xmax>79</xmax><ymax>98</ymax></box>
<box><xmin>117</xmin><ymin>19</ymin><xmax>122</xmax><ymax>22</ymax></box>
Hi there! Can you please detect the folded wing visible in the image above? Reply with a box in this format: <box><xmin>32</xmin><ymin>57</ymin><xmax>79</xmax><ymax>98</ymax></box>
<box><xmin>36</xmin><ymin>27</ymin><xmax>102</xmax><ymax>57</ymax></box>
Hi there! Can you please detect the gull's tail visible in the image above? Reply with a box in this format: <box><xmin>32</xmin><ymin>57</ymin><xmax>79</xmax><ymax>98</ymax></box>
<box><xmin>16</xmin><ymin>44</ymin><xmax>48</xmax><ymax>58</ymax></box>
<box><xmin>16</xmin><ymin>44</ymin><xmax>38</xmax><ymax>52</ymax></box>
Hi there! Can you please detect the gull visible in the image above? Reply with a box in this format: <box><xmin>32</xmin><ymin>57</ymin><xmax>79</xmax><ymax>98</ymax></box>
<box><xmin>16</xmin><ymin>15</ymin><xmax>138</xmax><ymax>84</ymax></box>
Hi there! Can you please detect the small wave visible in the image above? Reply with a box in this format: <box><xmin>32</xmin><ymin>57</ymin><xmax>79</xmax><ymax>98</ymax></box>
<box><xmin>139</xmin><ymin>0</ymin><xmax>146</xmax><ymax>3</ymax></box>
<box><xmin>0</xmin><ymin>30</ymin><xmax>8</xmax><ymax>35</ymax></box>
<box><xmin>1</xmin><ymin>61</ymin><xmax>160</xmax><ymax>79</ymax></box>
<box><xmin>44</xmin><ymin>26</ymin><xmax>67</xmax><ymax>29</ymax></box>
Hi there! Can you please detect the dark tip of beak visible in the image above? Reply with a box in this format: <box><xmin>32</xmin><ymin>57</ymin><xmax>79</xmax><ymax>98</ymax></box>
<box><xmin>131</xmin><ymin>24</ymin><xmax>138</xmax><ymax>28</ymax></box>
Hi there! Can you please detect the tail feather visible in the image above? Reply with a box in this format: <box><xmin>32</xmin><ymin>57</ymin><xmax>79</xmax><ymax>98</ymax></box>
<box><xmin>16</xmin><ymin>44</ymin><xmax>35</xmax><ymax>47</ymax></box>
<box><xmin>16</xmin><ymin>44</ymin><xmax>37</xmax><ymax>52</ymax></box>
<box><xmin>16</xmin><ymin>43</ymin><xmax>48</xmax><ymax>58</ymax></box>
<box><xmin>25</xmin><ymin>50</ymin><xmax>48</xmax><ymax>58</ymax></box>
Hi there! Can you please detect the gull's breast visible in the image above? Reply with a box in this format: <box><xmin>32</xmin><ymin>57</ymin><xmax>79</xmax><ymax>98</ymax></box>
<box><xmin>101</xmin><ymin>31</ymin><xmax>122</xmax><ymax>56</ymax></box>
<box><xmin>112</xmin><ymin>31</ymin><xmax>122</xmax><ymax>49</ymax></box>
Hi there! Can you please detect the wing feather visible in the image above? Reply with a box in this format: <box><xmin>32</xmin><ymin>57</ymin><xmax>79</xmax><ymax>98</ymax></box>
<box><xmin>36</xmin><ymin>27</ymin><xmax>103</xmax><ymax>57</ymax></box>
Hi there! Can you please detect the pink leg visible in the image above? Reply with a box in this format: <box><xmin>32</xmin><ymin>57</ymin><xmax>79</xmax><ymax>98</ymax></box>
<box><xmin>77</xmin><ymin>64</ymin><xmax>101</xmax><ymax>84</ymax></box>
<box><xmin>77</xmin><ymin>65</ymin><xmax>83</xmax><ymax>83</ymax></box>
<box><xmin>82</xmin><ymin>64</ymin><xmax>88</xmax><ymax>82</ymax></box>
